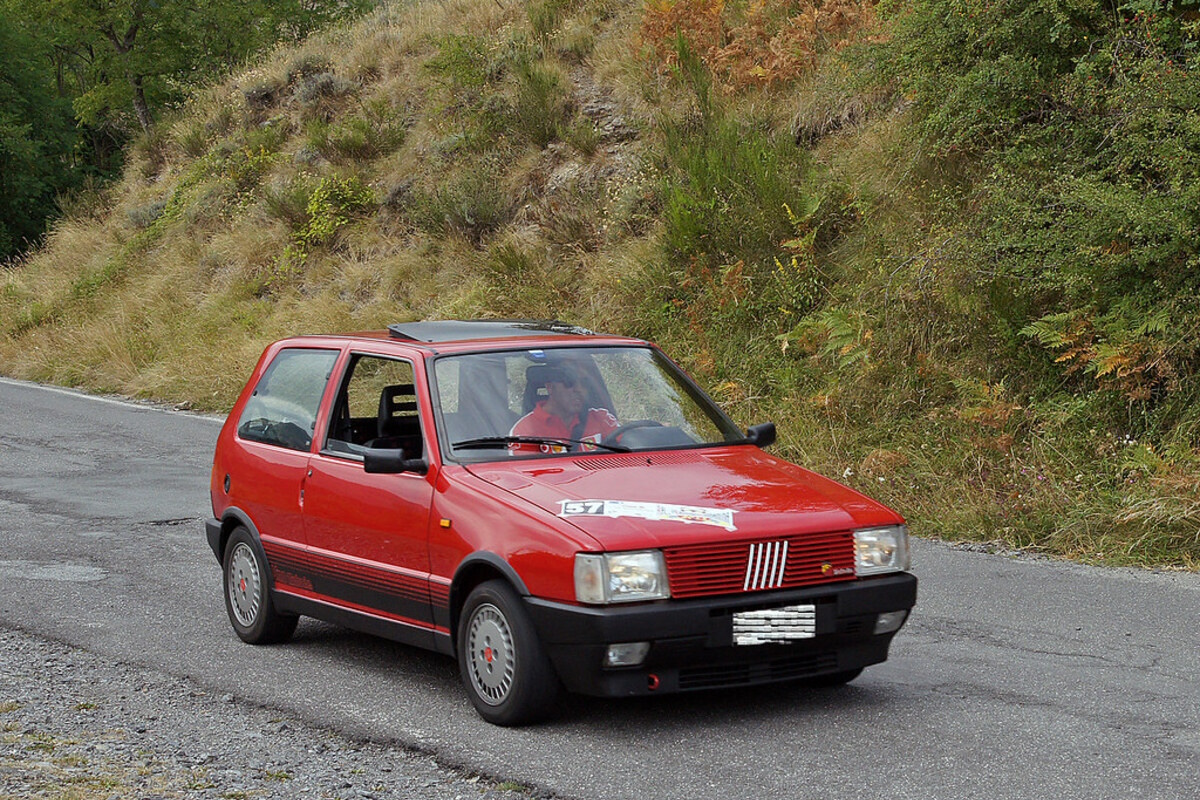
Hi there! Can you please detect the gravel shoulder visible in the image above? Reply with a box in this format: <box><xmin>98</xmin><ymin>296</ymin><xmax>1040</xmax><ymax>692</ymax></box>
<box><xmin>0</xmin><ymin>626</ymin><xmax>540</xmax><ymax>800</ymax></box>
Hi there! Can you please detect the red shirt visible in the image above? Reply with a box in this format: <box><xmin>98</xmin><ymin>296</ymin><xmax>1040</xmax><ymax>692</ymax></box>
<box><xmin>509</xmin><ymin>402</ymin><xmax>618</xmax><ymax>454</ymax></box>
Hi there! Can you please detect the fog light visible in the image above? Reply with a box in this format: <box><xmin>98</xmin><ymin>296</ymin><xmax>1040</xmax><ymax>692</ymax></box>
<box><xmin>603</xmin><ymin>642</ymin><xmax>650</xmax><ymax>668</ymax></box>
<box><xmin>874</xmin><ymin>610</ymin><xmax>908</xmax><ymax>635</ymax></box>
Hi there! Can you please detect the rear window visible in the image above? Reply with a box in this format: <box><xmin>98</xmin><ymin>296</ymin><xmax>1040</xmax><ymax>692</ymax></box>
<box><xmin>237</xmin><ymin>348</ymin><xmax>338</xmax><ymax>451</ymax></box>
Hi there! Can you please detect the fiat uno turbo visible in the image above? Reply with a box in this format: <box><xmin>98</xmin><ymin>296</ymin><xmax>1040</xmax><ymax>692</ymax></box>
<box><xmin>206</xmin><ymin>320</ymin><xmax>917</xmax><ymax>725</ymax></box>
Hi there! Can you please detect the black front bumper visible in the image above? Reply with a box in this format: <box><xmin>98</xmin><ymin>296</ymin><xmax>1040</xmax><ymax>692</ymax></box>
<box><xmin>524</xmin><ymin>573</ymin><xmax>917</xmax><ymax>697</ymax></box>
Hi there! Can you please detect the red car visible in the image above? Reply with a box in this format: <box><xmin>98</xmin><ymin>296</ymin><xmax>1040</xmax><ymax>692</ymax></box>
<box><xmin>207</xmin><ymin>320</ymin><xmax>916</xmax><ymax>725</ymax></box>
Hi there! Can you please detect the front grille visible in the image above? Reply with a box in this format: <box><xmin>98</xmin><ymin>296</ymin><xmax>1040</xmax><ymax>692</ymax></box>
<box><xmin>678</xmin><ymin>653</ymin><xmax>839</xmax><ymax>690</ymax></box>
<box><xmin>664</xmin><ymin>531</ymin><xmax>855</xmax><ymax>599</ymax></box>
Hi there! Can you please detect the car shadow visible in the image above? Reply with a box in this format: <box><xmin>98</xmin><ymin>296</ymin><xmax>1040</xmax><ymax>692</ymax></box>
<box><xmin>284</xmin><ymin>619</ymin><xmax>890</xmax><ymax>729</ymax></box>
<box><xmin>287</xmin><ymin>618</ymin><xmax>457</xmax><ymax>676</ymax></box>
<box><xmin>557</xmin><ymin>679</ymin><xmax>886</xmax><ymax>730</ymax></box>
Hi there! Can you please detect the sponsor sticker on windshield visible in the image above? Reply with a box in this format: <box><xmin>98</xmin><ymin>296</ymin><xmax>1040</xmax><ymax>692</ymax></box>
<box><xmin>558</xmin><ymin>499</ymin><xmax>736</xmax><ymax>530</ymax></box>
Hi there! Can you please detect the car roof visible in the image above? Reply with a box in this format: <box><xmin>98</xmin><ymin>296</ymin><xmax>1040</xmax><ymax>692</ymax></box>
<box><xmin>274</xmin><ymin>320</ymin><xmax>646</xmax><ymax>356</ymax></box>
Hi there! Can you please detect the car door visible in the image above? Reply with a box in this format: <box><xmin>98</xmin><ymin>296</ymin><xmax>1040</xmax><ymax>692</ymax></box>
<box><xmin>301</xmin><ymin>351</ymin><xmax>438</xmax><ymax>646</ymax></box>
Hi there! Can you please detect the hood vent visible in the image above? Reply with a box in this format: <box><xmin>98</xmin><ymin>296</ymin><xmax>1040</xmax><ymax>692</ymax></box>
<box><xmin>574</xmin><ymin>452</ymin><xmax>707</xmax><ymax>470</ymax></box>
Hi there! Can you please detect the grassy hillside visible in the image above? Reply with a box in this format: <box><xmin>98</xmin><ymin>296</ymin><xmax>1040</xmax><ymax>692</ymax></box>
<box><xmin>3</xmin><ymin>0</ymin><xmax>1199</xmax><ymax>569</ymax></box>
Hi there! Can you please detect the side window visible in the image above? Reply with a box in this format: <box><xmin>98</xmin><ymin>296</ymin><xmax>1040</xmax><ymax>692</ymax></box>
<box><xmin>237</xmin><ymin>348</ymin><xmax>338</xmax><ymax>451</ymax></box>
<box><xmin>325</xmin><ymin>354</ymin><xmax>424</xmax><ymax>459</ymax></box>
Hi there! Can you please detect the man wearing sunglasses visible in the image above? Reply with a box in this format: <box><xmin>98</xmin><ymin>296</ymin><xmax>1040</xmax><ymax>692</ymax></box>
<box><xmin>508</xmin><ymin>364</ymin><xmax>618</xmax><ymax>454</ymax></box>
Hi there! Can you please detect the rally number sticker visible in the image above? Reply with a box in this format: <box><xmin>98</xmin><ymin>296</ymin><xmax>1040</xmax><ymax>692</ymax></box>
<box><xmin>558</xmin><ymin>499</ymin><xmax>736</xmax><ymax>530</ymax></box>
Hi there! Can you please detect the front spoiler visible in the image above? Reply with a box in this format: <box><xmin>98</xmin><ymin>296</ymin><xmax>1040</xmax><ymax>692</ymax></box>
<box><xmin>524</xmin><ymin>572</ymin><xmax>917</xmax><ymax>696</ymax></box>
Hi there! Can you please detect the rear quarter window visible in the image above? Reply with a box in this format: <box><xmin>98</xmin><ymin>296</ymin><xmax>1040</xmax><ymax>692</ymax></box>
<box><xmin>237</xmin><ymin>348</ymin><xmax>338</xmax><ymax>451</ymax></box>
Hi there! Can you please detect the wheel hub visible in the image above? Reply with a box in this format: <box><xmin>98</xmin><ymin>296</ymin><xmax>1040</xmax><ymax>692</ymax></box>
<box><xmin>227</xmin><ymin>543</ymin><xmax>261</xmax><ymax>628</ymax></box>
<box><xmin>467</xmin><ymin>604</ymin><xmax>515</xmax><ymax>705</ymax></box>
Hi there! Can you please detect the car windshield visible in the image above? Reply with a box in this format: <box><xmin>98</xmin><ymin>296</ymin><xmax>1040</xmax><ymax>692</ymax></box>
<box><xmin>432</xmin><ymin>345</ymin><xmax>744</xmax><ymax>460</ymax></box>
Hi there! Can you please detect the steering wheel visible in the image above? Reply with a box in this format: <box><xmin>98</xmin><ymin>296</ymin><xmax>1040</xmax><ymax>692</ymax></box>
<box><xmin>601</xmin><ymin>420</ymin><xmax>663</xmax><ymax>447</ymax></box>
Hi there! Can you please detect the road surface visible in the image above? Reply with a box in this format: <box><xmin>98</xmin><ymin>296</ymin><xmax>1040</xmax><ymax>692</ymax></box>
<box><xmin>0</xmin><ymin>376</ymin><xmax>1196</xmax><ymax>799</ymax></box>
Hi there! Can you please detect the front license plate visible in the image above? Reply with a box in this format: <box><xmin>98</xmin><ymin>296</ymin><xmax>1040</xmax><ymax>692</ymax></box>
<box><xmin>732</xmin><ymin>604</ymin><xmax>817</xmax><ymax>646</ymax></box>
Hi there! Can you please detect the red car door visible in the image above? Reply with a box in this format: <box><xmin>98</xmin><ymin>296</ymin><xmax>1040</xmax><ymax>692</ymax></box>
<box><xmin>299</xmin><ymin>352</ymin><xmax>439</xmax><ymax>646</ymax></box>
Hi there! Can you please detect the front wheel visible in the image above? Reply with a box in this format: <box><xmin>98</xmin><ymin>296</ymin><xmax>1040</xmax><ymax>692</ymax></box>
<box><xmin>457</xmin><ymin>580</ymin><xmax>561</xmax><ymax>726</ymax></box>
<box><xmin>223</xmin><ymin>526</ymin><xmax>298</xmax><ymax>645</ymax></box>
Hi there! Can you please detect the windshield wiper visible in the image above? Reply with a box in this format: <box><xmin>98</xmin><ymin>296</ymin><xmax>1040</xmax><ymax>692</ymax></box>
<box><xmin>451</xmin><ymin>435</ymin><xmax>632</xmax><ymax>454</ymax></box>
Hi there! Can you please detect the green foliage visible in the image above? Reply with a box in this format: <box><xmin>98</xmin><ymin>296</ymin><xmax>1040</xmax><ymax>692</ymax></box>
<box><xmin>30</xmin><ymin>0</ymin><xmax>374</xmax><ymax>132</ymax></box>
<box><xmin>0</xmin><ymin>0</ymin><xmax>373</xmax><ymax>259</ymax></box>
<box><xmin>656</xmin><ymin>113</ymin><xmax>818</xmax><ymax>331</ymax></box>
<box><xmin>302</xmin><ymin>176</ymin><xmax>376</xmax><ymax>246</ymax></box>
<box><xmin>784</xmin><ymin>307</ymin><xmax>873</xmax><ymax>368</ymax></box>
<box><xmin>0</xmin><ymin>16</ymin><xmax>79</xmax><ymax>258</ymax></box>
<box><xmin>874</xmin><ymin>1</ymin><xmax>1200</xmax><ymax>429</ymax></box>
<box><xmin>281</xmin><ymin>175</ymin><xmax>377</xmax><ymax>269</ymax></box>
<box><xmin>424</xmin><ymin>34</ymin><xmax>497</xmax><ymax>89</ymax></box>
<box><xmin>511</xmin><ymin>57</ymin><xmax>573</xmax><ymax>147</ymax></box>
<box><xmin>423</xmin><ymin>34</ymin><xmax>516</xmax><ymax>153</ymax></box>
<box><xmin>877</xmin><ymin>0</ymin><xmax>1107</xmax><ymax>151</ymax></box>
<box><xmin>425</xmin><ymin>31</ymin><xmax>579</xmax><ymax>150</ymax></box>
<box><xmin>262</xmin><ymin>176</ymin><xmax>319</xmax><ymax>229</ymax></box>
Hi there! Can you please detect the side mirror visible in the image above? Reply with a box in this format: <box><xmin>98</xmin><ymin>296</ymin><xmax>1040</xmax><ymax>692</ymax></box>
<box><xmin>363</xmin><ymin>449</ymin><xmax>428</xmax><ymax>475</ymax></box>
<box><xmin>745</xmin><ymin>422</ymin><xmax>776</xmax><ymax>448</ymax></box>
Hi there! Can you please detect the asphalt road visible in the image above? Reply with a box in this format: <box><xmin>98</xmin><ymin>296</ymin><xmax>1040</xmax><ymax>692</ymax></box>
<box><xmin>1</xmin><ymin>376</ymin><xmax>1197</xmax><ymax>800</ymax></box>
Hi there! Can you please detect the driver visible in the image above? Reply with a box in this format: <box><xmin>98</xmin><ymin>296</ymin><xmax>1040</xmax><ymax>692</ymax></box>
<box><xmin>509</xmin><ymin>363</ymin><xmax>617</xmax><ymax>454</ymax></box>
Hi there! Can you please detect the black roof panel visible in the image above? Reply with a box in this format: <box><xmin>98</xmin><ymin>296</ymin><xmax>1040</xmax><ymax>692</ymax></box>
<box><xmin>387</xmin><ymin>320</ymin><xmax>601</xmax><ymax>343</ymax></box>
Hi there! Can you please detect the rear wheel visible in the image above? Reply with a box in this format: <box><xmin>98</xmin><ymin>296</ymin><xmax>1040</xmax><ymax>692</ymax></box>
<box><xmin>223</xmin><ymin>526</ymin><xmax>298</xmax><ymax>644</ymax></box>
<box><xmin>457</xmin><ymin>580</ymin><xmax>561</xmax><ymax>726</ymax></box>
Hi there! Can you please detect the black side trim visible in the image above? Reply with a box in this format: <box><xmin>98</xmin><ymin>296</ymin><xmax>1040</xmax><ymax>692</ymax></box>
<box><xmin>452</xmin><ymin>552</ymin><xmax>531</xmax><ymax>596</ymax></box>
<box><xmin>205</xmin><ymin>518</ymin><xmax>222</xmax><ymax>562</ymax></box>
<box><xmin>272</xmin><ymin>591</ymin><xmax>449</xmax><ymax>654</ymax></box>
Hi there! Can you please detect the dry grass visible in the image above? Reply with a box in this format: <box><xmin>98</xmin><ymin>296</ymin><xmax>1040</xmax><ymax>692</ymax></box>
<box><xmin>2</xmin><ymin>0</ymin><xmax>1198</xmax><ymax>569</ymax></box>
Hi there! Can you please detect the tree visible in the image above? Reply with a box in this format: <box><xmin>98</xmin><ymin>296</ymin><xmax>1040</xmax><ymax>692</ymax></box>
<box><xmin>0</xmin><ymin>0</ymin><xmax>374</xmax><ymax>259</ymax></box>
<box><xmin>0</xmin><ymin>16</ymin><xmax>78</xmax><ymax>260</ymax></box>
<box><xmin>32</xmin><ymin>0</ymin><xmax>372</xmax><ymax>134</ymax></box>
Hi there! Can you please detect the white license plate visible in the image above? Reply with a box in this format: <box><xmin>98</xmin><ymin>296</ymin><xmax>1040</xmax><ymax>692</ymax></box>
<box><xmin>732</xmin><ymin>604</ymin><xmax>817</xmax><ymax>646</ymax></box>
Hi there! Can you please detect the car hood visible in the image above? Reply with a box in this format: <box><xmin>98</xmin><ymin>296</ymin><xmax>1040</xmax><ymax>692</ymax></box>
<box><xmin>464</xmin><ymin>446</ymin><xmax>902</xmax><ymax>551</ymax></box>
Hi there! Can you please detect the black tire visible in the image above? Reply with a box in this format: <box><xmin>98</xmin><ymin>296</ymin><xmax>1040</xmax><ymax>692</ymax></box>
<box><xmin>222</xmin><ymin>526</ymin><xmax>298</xmax><ymax>645</ymax></box>
<box><xmin>457</xmin><ymin>580</ymin><xmax>562</xmax><ymax>726</ymax></box>
<box><xmin>802</xmin><ymin>668</ymin><xmax>863</xmax><ymax>688</ymax></box>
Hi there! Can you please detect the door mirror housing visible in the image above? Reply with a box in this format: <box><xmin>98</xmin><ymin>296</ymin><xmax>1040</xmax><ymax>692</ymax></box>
<box><xmin>363</xmin><ymin>449</ymin><xmax>428</xmax><ymax>475</ymax></box>
<box><xmin>745</xmin><ymin>422</ymin><xmax>776</xmax><ymax>448</ymax></box>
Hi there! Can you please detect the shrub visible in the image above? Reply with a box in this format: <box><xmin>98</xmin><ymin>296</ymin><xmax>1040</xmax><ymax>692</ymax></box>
<box><xmin>424</xmin><ymin>34</ymin><xmax>495</xmax><ymax>89</ymax></box>
<box><xmin>278</xmin><ymin>175</ymin><xmax>377</xmax><ymax>273</ymax></box>
<box><xmin>411</xmin><ymin>163</ymin><xmax>510</xmax><ymax>245</ymax></box>
<box><xmin>641</xmin><ymin>0</ymin><xmax>879</xmax><ymax>90</ymax></box>
<box><xmin>511</xmin><ymin>57</ymin><xmax>573</xmax><ymax>147</ymax></box>
<box><xmin>297</xmin><ymin>175</ymin><xmax>376</xmax><ymax>248</ymax></box>
<box><xmin>262</xmin><ymin>175</ymin><xmax>318</xmax><ymax>229</ymax></box>
<box><xmin>861</xmin><ymin>2</ymin><xmax>1200</xmax><ymax>435</ymax></box>
<box><xmin>876</xmin><ymin>0</ymin><xmax>1104</xmax><ymax>152</ymax></box>
<box><xmin>126</xmin><ymin>199</ymin><xmax>168</xmax><ymax>230</ymax></box>
<box><xmin>295</xmin><ymin>73</ymin><xmax>357</xmax><ymax>108</ymax></box>
<box><xmin>304</xmin><ymin>98</ymin><xmax>407</xmax><ymax>161</ymax></box>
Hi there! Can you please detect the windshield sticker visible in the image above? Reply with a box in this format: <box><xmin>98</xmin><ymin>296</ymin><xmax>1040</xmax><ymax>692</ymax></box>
<box><xmin>558</xmin><ymin>500</ymin><xmax>736</xmax><ymax>531</ymax></box>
